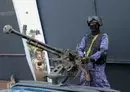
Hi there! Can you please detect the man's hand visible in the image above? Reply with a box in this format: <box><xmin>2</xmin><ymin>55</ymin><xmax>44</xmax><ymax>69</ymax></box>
<box><xmin>80</xmin><ymin>57</ymin><xmax>91</xmax><ymax>63</ymax></box>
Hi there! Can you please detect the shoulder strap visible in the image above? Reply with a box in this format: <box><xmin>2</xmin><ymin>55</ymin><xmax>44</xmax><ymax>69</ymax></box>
<box><xmin>86</xmin><ymin>34</ymin><xmax>99</xmax><ymax>57</ymax></box>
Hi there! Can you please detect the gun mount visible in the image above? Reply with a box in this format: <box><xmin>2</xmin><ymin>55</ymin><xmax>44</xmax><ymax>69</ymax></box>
<box><xmin>3</xmin><ymin>25</ymin><xmax>87</xmax><ymax>85</ymax></box>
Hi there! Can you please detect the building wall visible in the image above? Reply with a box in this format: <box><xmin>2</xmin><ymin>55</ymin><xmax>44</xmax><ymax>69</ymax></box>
<box><xmin>106</xmin><ymin>64</ymin><xmax>130</xmax><ymax>92</ymax></box>
<box><xmin>0</xmin><ymin>0</ymin><xmax>33</xmax><ymax>80</ymax></box>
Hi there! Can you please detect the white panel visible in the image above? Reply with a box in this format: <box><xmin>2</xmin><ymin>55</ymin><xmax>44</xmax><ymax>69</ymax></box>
<box><xmin>12</xmin><ymin>0</ymin><xmax>51</xmax><ymax>82</ymax></box>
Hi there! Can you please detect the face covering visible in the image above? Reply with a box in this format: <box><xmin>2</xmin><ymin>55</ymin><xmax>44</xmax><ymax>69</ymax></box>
<box><xmin>89</xmin><ymin>22</ymin><xmax>100</xmax><ymax>32</ymax></box>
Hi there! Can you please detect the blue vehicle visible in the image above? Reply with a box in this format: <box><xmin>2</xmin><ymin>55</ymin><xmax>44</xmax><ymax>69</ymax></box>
<box><xmin>8</xmin><ymin>81</ymin><xmax>120</xmax><ymax>92</ymax></box>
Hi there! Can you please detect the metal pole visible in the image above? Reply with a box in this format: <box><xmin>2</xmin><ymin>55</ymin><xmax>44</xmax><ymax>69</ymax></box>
<box><xmin>93</xmin><ymin>0</ymin><xmax>97</xmax><ymax>16</ymax></box>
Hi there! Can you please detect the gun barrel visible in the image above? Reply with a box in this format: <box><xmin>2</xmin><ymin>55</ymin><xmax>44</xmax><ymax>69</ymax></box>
<box><xmin>27</xmin><ymin>41</ymin><xmax>61</xmax><ymax>56</ymax></box>
<box><xmin>3</xmin><ymin>25</ymin><xmax>63</xmax><ymax>56</ymax></box>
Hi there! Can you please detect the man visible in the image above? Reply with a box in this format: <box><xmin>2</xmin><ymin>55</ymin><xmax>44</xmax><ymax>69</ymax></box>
<box><xmin>78</xmin><ymin>16</ymin><xmax>110</xmax><ymax>88</ymax></box>
<box><xmin>33</xmin><ymin>49</ymin><xmax>46</xmax><ymax>71</ymax></box>
<box><xmin>32</xmin><ymin>49</ymin><xmax>47</xmax><ymax>81</ymax></box>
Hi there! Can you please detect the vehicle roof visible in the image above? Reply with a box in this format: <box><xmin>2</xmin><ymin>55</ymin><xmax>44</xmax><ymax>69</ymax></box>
<box><xmin>11</xmin><ymin>80</ymin><xmax>120</xmax><ymax>92</ymax></box>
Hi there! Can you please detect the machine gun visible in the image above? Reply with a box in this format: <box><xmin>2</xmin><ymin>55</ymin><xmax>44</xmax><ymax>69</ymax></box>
<box><xmin>3</xmin><ymin>25</ymin><xmax>89</xmax><ymax>85</ymax></box>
